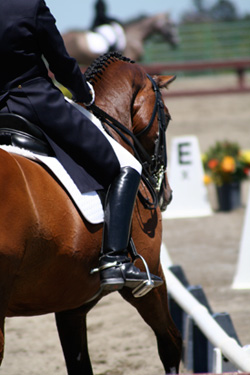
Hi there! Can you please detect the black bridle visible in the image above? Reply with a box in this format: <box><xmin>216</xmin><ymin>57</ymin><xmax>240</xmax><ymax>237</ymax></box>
<box><xmin>90</xmin><ymin>74</ymin><xmax>170</xmax><ymax>209</ymax></box>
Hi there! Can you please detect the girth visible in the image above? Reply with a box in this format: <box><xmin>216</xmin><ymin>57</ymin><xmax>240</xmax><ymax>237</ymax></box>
<box><xmin>0</xmin><ymin>113</ymin><xmax>53</xmax><ymax>156</ymax></box>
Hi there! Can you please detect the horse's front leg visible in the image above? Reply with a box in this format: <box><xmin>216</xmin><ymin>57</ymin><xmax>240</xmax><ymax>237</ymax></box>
<box><xmin>120</xmin><ymin>265</ymin><xmax>182</xmax><ymax>374</ymax></box>
<box><xmin>55</xmin><ymin>309</ymin><xmax>93</xmax><ymax>375</ymax></box>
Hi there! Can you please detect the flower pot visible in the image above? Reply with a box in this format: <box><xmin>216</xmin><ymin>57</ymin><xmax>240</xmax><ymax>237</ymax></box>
<box><xmin>216</xmin><ymin>182</ymin><xmax>241</xmax><ymax>212</ymax></box>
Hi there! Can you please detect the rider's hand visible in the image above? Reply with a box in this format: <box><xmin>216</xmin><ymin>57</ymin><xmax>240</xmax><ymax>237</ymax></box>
<box><xmin>84</xmin><ymin>82</ymin><xmax>95</xmax><ymax>107</ymax></box>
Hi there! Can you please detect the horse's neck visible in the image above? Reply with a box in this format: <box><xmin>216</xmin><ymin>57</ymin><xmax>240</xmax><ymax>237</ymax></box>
<box><xmin>125</xmin><ymin>16</ymin><xmax>158</xmax><ymax>41</ymax></box>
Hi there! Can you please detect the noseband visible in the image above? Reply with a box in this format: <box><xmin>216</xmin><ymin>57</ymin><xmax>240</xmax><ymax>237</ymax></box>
<box><xmin>90</xmin><ymin>74</ymin><xmax>170</xmax><ymax>209</ymax></box>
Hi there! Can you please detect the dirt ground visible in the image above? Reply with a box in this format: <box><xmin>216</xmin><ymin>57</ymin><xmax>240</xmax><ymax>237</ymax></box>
<box><xmin>1</xmin><ymin>74</ymin><xmax>250</xmax><ymax>375</ymax></box>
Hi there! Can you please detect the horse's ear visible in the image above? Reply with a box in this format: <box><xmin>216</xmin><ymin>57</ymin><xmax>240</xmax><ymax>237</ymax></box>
<box><xmin>153</xmin><ymin>75</ymin><xmax>176</xmax><ymax>88</ymax></box>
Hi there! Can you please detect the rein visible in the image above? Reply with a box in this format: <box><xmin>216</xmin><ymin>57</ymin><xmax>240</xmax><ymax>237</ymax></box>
<box><xmin>90</xmin><ymin>74</ymin><xmax>169</xmax><ymax>209</ymax></box>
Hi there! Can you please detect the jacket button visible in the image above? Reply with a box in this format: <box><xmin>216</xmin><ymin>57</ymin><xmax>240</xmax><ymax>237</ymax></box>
<box><xmin>18</xmin><ymin>85</ymin><xmax>22</xmax><ymax>89</ymax></box>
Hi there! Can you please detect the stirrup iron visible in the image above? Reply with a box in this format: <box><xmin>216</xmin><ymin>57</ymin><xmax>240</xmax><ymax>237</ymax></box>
<box><xmin>132</xmin><ymin>254</ymin><xmax>154</xmax><ymax>298</ymax></box>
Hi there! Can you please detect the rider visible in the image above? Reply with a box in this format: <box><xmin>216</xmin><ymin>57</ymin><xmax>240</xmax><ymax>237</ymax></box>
<box><xmin>0</xmin><ymin>0</ymin><xmax>162</xmax><ymax>294</ymax></box>
<box><xmin>91</xmin><ymin>0</ymin><xmax>126</xmax><ymax>53</ymax></box>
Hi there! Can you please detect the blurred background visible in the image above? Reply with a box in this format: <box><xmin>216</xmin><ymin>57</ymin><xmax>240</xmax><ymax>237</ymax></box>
<box><xmin>46</xmin><ymin>0</ymin><xmax>250</xmax><ymax>34</ymax></box>
<box><xmin>47</xmin><ymin>0</ymin><xmax>250</xmax><ymax>95</ymax></box>
<box><xmin>47</xmin><ymin>0</ymin><xmax>250</xmax><ymax>64</ymax></box>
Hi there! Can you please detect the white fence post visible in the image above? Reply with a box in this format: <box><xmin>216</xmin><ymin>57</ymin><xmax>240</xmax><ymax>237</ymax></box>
<box><xmin>232</xmin><ymin>184</ymin><xmax>250</xmax><ymax>289</ymax></box>
<box><xmin>212</xmin><ymin>348</ymin><xmax>223</xmax><ymax>374</ymax></box>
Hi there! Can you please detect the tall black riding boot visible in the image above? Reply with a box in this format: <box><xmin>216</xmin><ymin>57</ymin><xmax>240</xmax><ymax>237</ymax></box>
<box><xmin>97</xmin><ymin>166</ymin><xmax>163</xmax><ymax>297</ymax></box>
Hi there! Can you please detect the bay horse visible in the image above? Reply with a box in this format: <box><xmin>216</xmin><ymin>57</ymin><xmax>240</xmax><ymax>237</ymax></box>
<box><xmin>0</xmin><ymin>52</ymin><xmax>181</xmax><ymax>374</ymax></box>
<box><xmin>62</xmin><ymin>13</ymin><xmax>179</xmax><ymax>66</ymax></box>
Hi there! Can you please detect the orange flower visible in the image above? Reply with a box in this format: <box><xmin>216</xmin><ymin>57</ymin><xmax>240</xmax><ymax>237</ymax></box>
<box><xmin>207</xmin><ymin>159</ymin><xmax>219</xmax><ymax>169</ymax></box>
<box><xmin>203</xmin><ymin>174</ymin><xmax>212</xmax><ymax>185</ymax></box>
<box><xmin>244</xmin><ymin>167</ymin><xmax>250</xmax><ymax>176</ymax></box>
<box><xmin>221</xmin><ymin>156</ymin><xmax>236</xmax><ymax>173</ymax></box>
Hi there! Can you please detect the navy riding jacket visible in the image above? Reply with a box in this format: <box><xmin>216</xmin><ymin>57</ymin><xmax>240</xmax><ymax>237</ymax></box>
<box><xmin>0</xmin><ymin>0</ymin><xmax>120</xmax><ymax>192</ymax></box>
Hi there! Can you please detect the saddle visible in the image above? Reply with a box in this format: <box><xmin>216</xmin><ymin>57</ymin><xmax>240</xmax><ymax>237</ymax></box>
<box><xmin>0</xmin><ymin>113</ymin><xmax>53</xmax><ymax>156</ymax></box>
<box><xmin>0</xmin><ymin>112</ymin><xmax>105</xmax><ymax>224</ymax></box>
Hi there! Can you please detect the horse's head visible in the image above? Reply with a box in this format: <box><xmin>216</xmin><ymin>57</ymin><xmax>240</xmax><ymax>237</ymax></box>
<box><xmin>132</xmin><ymin>71</ymin><xmax>175</xmax><ymax>210</ymax></box>
<box><xmin>154</xmin><ymin>13</ymin><xmax>179</xmax><ymax>48</ymax></box>
<box><xmin>85</xmin><ymin>52</ymin><xmax>175</xmax><ymax>211</ymax></box>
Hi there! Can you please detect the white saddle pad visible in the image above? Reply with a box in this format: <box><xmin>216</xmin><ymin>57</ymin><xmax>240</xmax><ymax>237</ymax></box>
<box><xmin>0</xmin><ymin>145</ymin><xmax>104</xmax><ymax>224</ymax></box>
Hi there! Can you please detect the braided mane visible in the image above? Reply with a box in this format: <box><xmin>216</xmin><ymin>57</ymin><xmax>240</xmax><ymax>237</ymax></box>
<box><xmin>85</xmin><ymin>52</ymin><xmax>134</xmax><ymax>84</ymax></box>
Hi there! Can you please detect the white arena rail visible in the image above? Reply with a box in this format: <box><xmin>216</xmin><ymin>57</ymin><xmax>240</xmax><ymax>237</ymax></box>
<box><xmin>160</xmin><ymin>243</ymin><xmax>250</xmax><ymax>373</ymax></box>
